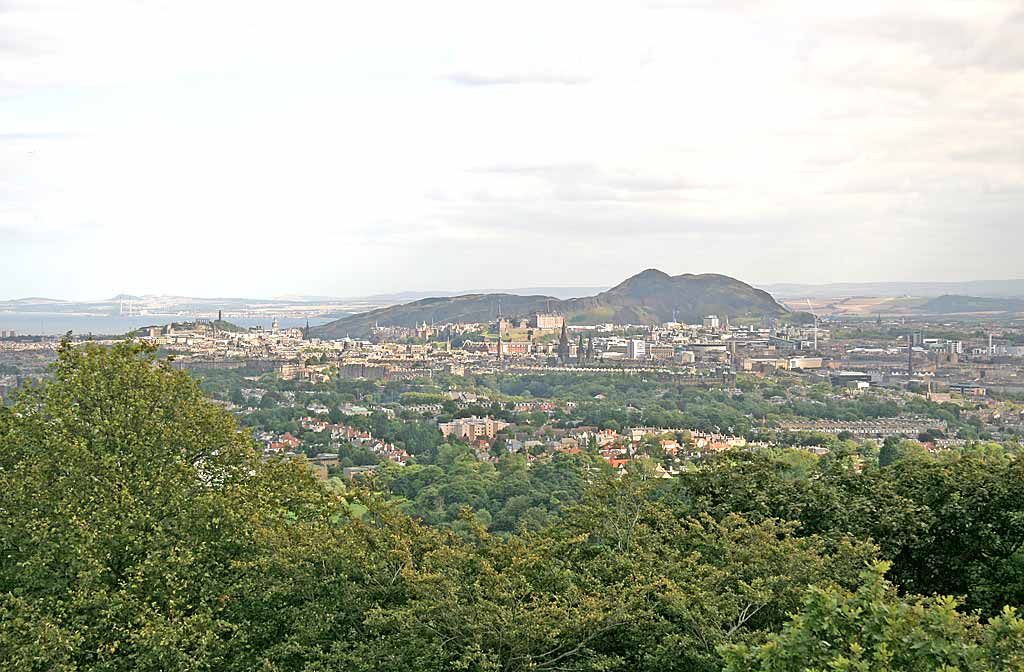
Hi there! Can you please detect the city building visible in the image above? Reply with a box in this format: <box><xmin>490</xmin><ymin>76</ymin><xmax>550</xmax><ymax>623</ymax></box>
<box><xmin>949</xmin><ymin>382</ymin><xmax>987</xmax><ymax>397</ymax></box>
<box><xmin>534</xmin><ymin>313</ymin><xmax>565</xmax><ymax>330</ymax></box>
<box><xmin>649</xmin><ymin>344</ymin><xmax>675</xmax><ymax>360</ymax></box>
<box><xmin>438</xmin><ymin>416</ymin><xmax>511</xmax><ymax>440</ymax></box>
<box><xmin>627</xmin><ymin>339</ymin><xmax>647</xmax><ymax>360</ymax></box>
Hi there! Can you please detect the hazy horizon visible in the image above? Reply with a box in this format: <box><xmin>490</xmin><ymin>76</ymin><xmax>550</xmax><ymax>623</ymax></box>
<box><xmin>3</xmin><ymin>1</ymin><xmax>1022</xmax><ymax>298</ymax></box>
<box><xmin>5</xmin><ymin>274</ymin><xmax>1024</xmax><ymax>304</ymax></box>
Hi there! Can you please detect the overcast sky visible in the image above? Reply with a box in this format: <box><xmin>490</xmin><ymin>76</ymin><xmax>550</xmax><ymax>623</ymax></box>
<box><xmin>2</xmin><ymin>0</ymin><xmax>1022</xmax><ymax>299</ymax></box>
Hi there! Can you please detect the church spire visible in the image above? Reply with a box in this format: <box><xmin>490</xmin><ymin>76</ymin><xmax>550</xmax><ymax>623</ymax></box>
<box><xmin>558</xmin><ymin>322</ymin><xmax>570</xmax><ymax>364</ymax></box>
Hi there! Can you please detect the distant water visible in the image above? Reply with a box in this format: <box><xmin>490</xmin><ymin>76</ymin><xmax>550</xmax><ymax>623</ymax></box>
<box><xmin>0</xmin><ymin>313</ymin><xmax>334</xmax><ymax>337</ymax></box>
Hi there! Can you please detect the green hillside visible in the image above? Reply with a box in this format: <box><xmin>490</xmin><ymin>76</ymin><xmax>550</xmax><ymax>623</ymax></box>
<box><xmin>561</xmin><ymin>269</ymin><xmax>787</xmax><ymax>325</ymax></box>
<box><xmin>919</xmin><ymin>295</ymin><xmax>1024</xmax><ymax>315</ymax></box>
<box><xmin>311</xmin><ymin>269</ymin><xmax>787</xmax><ymax>338</ymax></box>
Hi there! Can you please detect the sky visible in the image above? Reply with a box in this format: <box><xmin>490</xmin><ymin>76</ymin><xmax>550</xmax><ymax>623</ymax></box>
<box><xmin>1</xmin><ymin>0</ymin><xmax>1022</xmax><ymax>300</ymax></box>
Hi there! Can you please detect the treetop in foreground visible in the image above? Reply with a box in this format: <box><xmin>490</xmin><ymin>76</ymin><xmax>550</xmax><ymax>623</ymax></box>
<box><xmin>2</xmin><ymin>341</ymin><xmax>1023</xmax><ymax>671</ymax></box>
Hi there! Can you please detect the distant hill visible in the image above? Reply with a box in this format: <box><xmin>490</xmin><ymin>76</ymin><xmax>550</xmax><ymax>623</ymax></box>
<box><xmin>918</xmin><ymin>295</ymin><xmax>1024</xmax><ymax>315</ymax></box>
<box><xmin>310</xmin><ymin>269</ymin><xmax>787</xmax><ymax>338</ymax></box>
<box><xmin>133</xmin><ymin>319</ymin><xmax>247</xmax><ymax>335</ymax></box>
<box><xmin>359</xmin><ymin>286</ymin><xmax>607</xmax><ymax>302</ymax></box>
<box><xmin>310</xmin><ymin>293</ymin><xmax>557</xmax><ymax>338</ymax></box>
<box><xmin>766</xmin><ymin>279</ymin><xmax>1024</xmax><ymax>299</ymax></box>
<box><xmin>1</xmin><ymin>297</ymin><xmax>68</xmax><ymax>306</ymax></box>
<box><xmin>786</xmin><ymin>294</ymin><xmax>1024</xmax><ymax>319</ymax></box>
<box><xmin>559</xmin><ymin>270</ymin><xmax>786</xmax><ymax>326</ymax></box>
<box><xmin>210</xmin><ymin>319</ymin><xmax>248</xmax><ymax>333</ymax></box>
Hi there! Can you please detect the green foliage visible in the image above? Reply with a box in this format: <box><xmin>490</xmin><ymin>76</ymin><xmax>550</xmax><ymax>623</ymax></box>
<box><xmin>879</xmin><ymin>436</ymin><xmax>925</xmax><ymax>466</ymax></box>
<box><xmin>722</xmin><ymin>563</ymin><xmax>1024</xmax><ymax>671</ymax></box>
<box><xmin>399</xmin><ymin>391</ymin><xmax>447</xmax><ymax>405</ymax></box>
<box><xmin>377</xmin><ymin>451</ymin><xmax>607</xmax><ymax>533</ymax></box>
<box><xmin>3</xmin><ymin>341</ymin><xmax>1023</xmax><ymax>670</ymax></box>
<box><xmin>669</xmin><ymin>449</ymin><xmax>1024</xmax><ymax>616</ymax></box>
<box><xmin>0</xmin><ymin>341</ymin><xmax>331</xmax><ymax>670</ymax></box>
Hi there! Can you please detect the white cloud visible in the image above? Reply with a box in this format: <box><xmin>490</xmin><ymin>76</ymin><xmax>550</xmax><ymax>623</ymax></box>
<box><xmin>0</xmin><ymin>0</ymin><xmax>1022</xmax><ymax>298</ymax></box>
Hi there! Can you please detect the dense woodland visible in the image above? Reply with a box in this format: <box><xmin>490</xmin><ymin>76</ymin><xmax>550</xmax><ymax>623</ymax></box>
<box><xmin>3</xmin><ymin>342</ymin><xmax>1024</xmax><ymax>670</ymax></box>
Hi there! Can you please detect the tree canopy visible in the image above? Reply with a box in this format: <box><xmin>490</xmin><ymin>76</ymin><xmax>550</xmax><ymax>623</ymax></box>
<box><xmin>2</xmin><ymin>341</ymin><xmax>1023</xmax><ymax>670</ymax></box>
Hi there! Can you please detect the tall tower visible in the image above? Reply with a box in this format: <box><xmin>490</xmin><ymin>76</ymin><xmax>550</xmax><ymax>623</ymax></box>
<box><xmin>558</xmin><ymin>322</ymin><xmax>569</xmax><ymax>364</ymax></box>
<box><xmin>577</xmin><ymin>334</ymin><xmax>585</xmax><ymax>366</ymax></box>
<box><xmin>586</xmin><ymin>335</ymin><xmax>594</xmax><ymax>362</ymax></box>
<box><xmin>908</xmin><ymin>333</ymin><xmax>914</xmax><ymax>379</ymax></box>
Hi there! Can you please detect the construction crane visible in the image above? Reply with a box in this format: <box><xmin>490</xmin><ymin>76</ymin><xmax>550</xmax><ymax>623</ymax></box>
<box><xmin>805</xmin><ymin>299</ymin><xmax>818</xmax><ymax>352</ymax></box>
